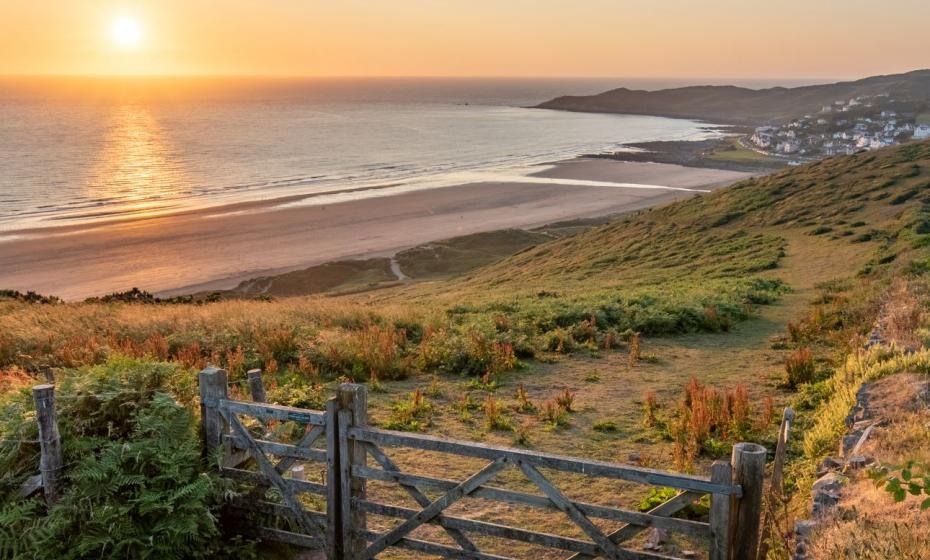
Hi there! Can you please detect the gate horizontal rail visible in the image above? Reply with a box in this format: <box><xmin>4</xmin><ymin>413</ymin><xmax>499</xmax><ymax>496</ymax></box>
<box><xmin>348</xmin><ymin>426</ymin><xmax>741</xmax><ymax>497</ymax></box>
<box><xmin>198</xmin><ymin>371</ymin><xmax>766</xmax><ymax>560</ymax></box>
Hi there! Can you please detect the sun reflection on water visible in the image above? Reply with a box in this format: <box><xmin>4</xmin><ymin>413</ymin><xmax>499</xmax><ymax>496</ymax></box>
<box><xmin>84</xmin><ymin>104</ymin><xmax>187</xmax><ymax>217</ymax></box>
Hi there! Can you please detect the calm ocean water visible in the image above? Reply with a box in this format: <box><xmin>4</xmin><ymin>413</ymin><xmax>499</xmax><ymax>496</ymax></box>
<box><xmin>0</xmin><ymin>77</ymin><xmax>796</xmax><ymax>231</ymax></box>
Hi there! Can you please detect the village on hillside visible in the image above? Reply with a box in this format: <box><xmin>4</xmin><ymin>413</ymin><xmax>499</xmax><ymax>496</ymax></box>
<box><xmin>749</xmin><ymin>94</ymin><xmax>930</xmax><ymax>163</ymax></box>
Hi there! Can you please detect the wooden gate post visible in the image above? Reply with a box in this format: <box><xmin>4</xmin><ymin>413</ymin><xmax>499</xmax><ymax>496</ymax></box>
<box><xmin>770</xmin><ymin>407</ymin><xmax>794</xmax><ymax>497</ymax></box>
<box><xmin>337</xmin><ymin>383</ymin><xmax>368</xmax><ymax>558</ymax></box>
<box><xmin>32</xmin><ymin>384</ymin><xmax>62</xmax><ymax>506</ymax></box>
<box><xmin>325</xmin><ymin>397</ymin><xmax>343</xmax><ymax>560</ymax></box>
<box><xmin>709</xmin><ymin>460</ymin><xmax>733</xmax><ymax>560</ymax></box>
<box><xmin>730</xmin><ymin>442</ymin><xmax>766</xmax><ymax>560</ymax></box>
<box><xmin>247</xmin><ymin>368</ymin><xmax>266</xmax><ymax>403</ymax></box>
<box><xmin>198</xmin><ymin>367</ymin><xmax>229</xmax><ymax>463</ymax></box>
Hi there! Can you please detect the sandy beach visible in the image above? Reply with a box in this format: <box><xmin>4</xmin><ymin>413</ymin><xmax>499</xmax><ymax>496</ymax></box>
<box><xmin>0</xmin><ymin>159</ymin><xmax>752</xmax><ymax>300</ymax></box>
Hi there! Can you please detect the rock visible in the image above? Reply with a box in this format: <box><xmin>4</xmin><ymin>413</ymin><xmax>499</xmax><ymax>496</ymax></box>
<box><xmin>816</xmin><ymin>456</ymin><xmax>843</xmax><ymax>476</ymax></box>
<box><xmin>812</xmin><ymin>472</ymin><xmax>847</xmax><ymax>494</ymax></box>
<box><xmin>627</xmin><ymin>452</ymin><xmax>642</xmax><ymax>464</ymax></box>
<box><xmin>812</xmin><ymin>472</ymin><xmax>847</xmax><ymax>517</ymax></box>
<box><xmin>846</xmin><ymin>455</ymin><xmax>873</xmax><ymax>469</ymax></box>
<box><xmin>681</xmin><ymin>550</ymin><xmax>697</xmax><ymax>558</ymax></box>
<box><xmin>643</xmin><ymin>527</ymin><xmax>668</xmax><ymax>550</ymax></box>
<box><xmin>794</xmin><ymin>519</ymin><xmax>817</xmax><ymax>539</ymax></box>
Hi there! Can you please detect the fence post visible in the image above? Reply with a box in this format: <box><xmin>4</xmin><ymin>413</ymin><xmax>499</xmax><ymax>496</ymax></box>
<box><xmin>32</xmin><ymin>384</ymin><xmax>62</xmax><ymax>506</ymax></box>
<box><xmin>198</xmin><ymin>367</ymin><xmax>229</xmax><ymax>463</ymax></box>
<box><xmin>709</xmin><ymin>460</ymin><xmax>732</xmax><ymax>560</ymax></box>
<box><xmin>247</xmin><ymin>368</ymin><xmax>266</xmax><ymax>403</ymax></box>
<box><xmin>770</xmin><ymin>408</ymin><xmax>794</xmax><ymax>497</ymax></box>
<box><xmin>337</xmin><ymin>383</ymin><xmax>368</xmax><ymax>558</ymax></box>
<box><xmin>730</xmin><ymin>442</ymin><xmax>766</xmax><ymax>560</ymax></box>
<box><xmin>325</xmin><ymin>397</ymin><xmax>343</xmax><ymax>560</ymax></box>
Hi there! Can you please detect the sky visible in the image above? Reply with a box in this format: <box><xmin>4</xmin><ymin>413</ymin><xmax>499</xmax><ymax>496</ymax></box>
<box><xmin>1</xmin><ymin>0</ymin><xmax>928</xmax><ymax>79</ymax></box>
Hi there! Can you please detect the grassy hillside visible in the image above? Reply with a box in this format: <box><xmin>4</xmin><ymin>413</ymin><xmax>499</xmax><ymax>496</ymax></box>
<box><xmin>2</xmin><ymin>140</ymin><xmax>930</xmax><ymax>558</ymax></box>
<box><xmin>536</xmin><ymin>69</ymin><xmax>930</xmax><ymax>124</ymax></box>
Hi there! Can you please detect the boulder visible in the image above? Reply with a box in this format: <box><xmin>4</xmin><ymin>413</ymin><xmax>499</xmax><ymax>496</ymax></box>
<box><xmin>811</xmin><ymin>472</ymin><xmax>847</xmax><ymax>517</ymax></box>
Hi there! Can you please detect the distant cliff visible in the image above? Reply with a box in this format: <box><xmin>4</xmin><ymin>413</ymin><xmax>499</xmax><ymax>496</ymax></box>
<box><xmin>536</xmin><ymin>69</ymin><xmax>930</xmax><ymax>125</ymax></box>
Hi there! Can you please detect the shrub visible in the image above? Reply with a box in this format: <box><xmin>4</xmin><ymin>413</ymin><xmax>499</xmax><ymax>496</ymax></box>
<box><xmin>255</xmin><ymin>325</ymin><xmax>300</xmax><ymax>364</ymax></box>
<box><xmin>383</xmin><ymin>389</ymin><xmax>432</xmax><ymax>431</ymax></box>
<box><xmin>571</xmin><ymin>317</ymin><xmax>598</xmax><ymax>345</ymax></box>
<box><xmin>512</xmin><ymin>418</ymin><xmax>533</xmax><ymax>446</ymax></box>
<box><xmin>465</xmin><ymin>371</ymin><xmax>499</xmax><ymax>392</ymax></box>
<box><xmin>593</xmin><ymin>419</ymin><xmax>618</xmax><ymax>433</ymax></box>
<box><xmin>784</xmin><ymin>347</ymin><xmax>815</xmax><ymax>388</ymax></box>
<box><xmin>540</xmin><ymin>399</ymin><xmax>569</xmax><ymax>429</ymax></box>
<box><xmin>315</xmin><ymin>323</ymin><xmax>413</xmax><ymax>381</ymax></box>
<box><xmin>669</xmin><ymin>377</ymin><xmax>766</xmax><ymax>470</ymax></box>
<box><xmin>419</xmin><ymin>328</ymin><xmax>516</xmax><ymax>376</ymax></box>
<box><xmin>483</xmin><ymin>395</ymin><xmax>512</xmax><ymax>431</ymax></box>
<box><xmin>0</xmin><ymin>357</ymin><xmax>244</xmax><ymax>559</ymax></box>
<box><xmin>628</xmin><ymin>332</ymin><xmax>641</xmax><ymax>367</ymax></box>
<box><xmin>555</xmin><ymin>388</ymin><xmax>576</xmax><ymax>412</ymax></box>
<box><xmin>514</xmin><ymin>384</ymin><xmax>536</xmax><ymax>413</ymax></box>
<box><xmin>456</xmin><ymin>393</ymin><xmax>479</xmax><ymax>423</ymax></box>
<box><xmin>543</xmin><ymin>328</ymin><xmax>576</xmax><ymax>354</ymax></box>
<box><xmin>642</xmin><ymin>390</ymin><xmax>658</xmax><ymax>427</ymax></box>
<box><xmin>638</xmin><ymin>487</ymin><xmax>678</xmax><ymax>511</ymax></box>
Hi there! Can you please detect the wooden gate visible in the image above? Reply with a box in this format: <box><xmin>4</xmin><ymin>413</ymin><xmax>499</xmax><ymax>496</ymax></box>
<box><xmin>199</xmin><ymin>367</ymin><xmax>338</xmax><ymax>551</ymax></box>
<box><xmin>198</xmin><ymin>369</ymin><xmax>765</xmax><ymax>560</ymax></box>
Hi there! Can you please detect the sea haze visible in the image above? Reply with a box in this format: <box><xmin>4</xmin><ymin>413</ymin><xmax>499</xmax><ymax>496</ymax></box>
<box><xmin>0</xmin><ymin>76</ymin><xmax>756</xmax><ymax>231</ymax></box>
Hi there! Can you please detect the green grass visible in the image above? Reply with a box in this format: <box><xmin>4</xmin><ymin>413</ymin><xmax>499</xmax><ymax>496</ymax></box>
<box><xmin>707</xmin><ymin>138</ymin><xmax>781</xmax><ymax>164</ymax></box>
<box><xmin>917</xmin><ymin>113</ymin><xmax>930</xmax><ymax>125</ymax></box>
<box><xmin>394</xmin><ymin>229</ymin><xmax>554</xmax><ymax>279</ymax></box>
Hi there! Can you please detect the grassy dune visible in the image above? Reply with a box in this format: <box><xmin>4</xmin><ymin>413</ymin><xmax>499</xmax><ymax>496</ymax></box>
<box><xmin>3</xmin><ymin>141</ymin><xmax>930</xmax><ymax>558</ymax></box>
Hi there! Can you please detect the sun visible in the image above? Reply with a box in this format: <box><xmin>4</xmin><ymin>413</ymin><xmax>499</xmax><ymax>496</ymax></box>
<box><xmin>111</xmin><ymin>16</ymin><xmax>143</xmax><ymax>48</ymax></box>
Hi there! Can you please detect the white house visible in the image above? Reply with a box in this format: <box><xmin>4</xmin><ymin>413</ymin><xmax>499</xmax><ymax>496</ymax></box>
<box><xmin>751</xmin><ymin>126</ymin><xmax>777</xmax><ymax>148</ymax></box>
<box><xmin>914</xmin><ymin>124</ymin><xmax>930</xmax><ymax>140</ymax></box>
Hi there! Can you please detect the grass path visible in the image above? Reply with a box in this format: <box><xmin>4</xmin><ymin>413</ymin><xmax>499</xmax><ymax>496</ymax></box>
<box><xmin>358</xmin><ymin>229</ymin><xmax>880</xmax><ymax>559</ymax></box>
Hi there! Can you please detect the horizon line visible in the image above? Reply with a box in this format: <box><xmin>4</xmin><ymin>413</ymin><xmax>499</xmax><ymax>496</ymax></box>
<box><xmin>0</xmin><ymin>72</ymin><xmax>855</xmax><ymax>82</ymax></box>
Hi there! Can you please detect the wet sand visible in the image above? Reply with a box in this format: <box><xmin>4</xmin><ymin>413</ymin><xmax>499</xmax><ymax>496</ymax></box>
<box><xmin>0</xmin><ymin>160</ymin><xmax>753</xmax><ymax>300</ymax></box>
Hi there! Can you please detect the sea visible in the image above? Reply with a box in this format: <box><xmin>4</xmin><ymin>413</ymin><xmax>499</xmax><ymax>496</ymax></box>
<box><xmin>0</xmin><ymin>77</ymin><xmax>811</xmax><ymax>232</ymax></box>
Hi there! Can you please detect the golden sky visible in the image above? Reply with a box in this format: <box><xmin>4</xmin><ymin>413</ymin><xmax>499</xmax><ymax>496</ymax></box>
<box><xmin>2</xmin><ymin>0</ymin><xmax>927</xmax><ymax>78</ymax></box>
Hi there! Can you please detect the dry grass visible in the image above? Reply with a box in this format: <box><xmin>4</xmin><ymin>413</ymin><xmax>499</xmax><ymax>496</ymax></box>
<box><xmin>809</xmin><ymin>394</ymin><xmax>930</xmax><ymax>560</ymax></box>
<box><xmin>809</xmin><ymin>480</ymin><xmax>930</xmax><ymax>560</ymax></box>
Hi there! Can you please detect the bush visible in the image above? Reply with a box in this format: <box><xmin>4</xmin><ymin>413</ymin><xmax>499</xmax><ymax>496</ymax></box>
<box><xmin>418</xmin><ymin>328</ymin><xmax>516</xmax><ymax>376</ymax></box>
<box><xmin>668</xmin><ymin>377</ymin><xmax>766</xmax><ymax>471</ymax></box>
<box><xmin>383</xmin><ymin>389</ymin><xmax>432</xmax><ymax>431</ymax></box>
<box><xmin>784</xmin><ymin>347</ymin><xmax>815</xmax><ymax>388</ymax></box>
<box><xmin>592</xmin><ymin>419</ymin><xmax>618</xmax><ymax>433</ymax></box>
<box><xmin>0</xmin><ymin>357</ymin><xmax>246</xmax><ymax>559</ymax></box>
<box><xmin>313</xmin><ymin>324</ymin><xmax>413</xmax><ymax>380</ymax></box>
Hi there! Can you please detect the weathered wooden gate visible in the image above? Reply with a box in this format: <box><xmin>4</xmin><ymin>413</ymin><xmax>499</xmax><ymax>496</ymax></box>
<box><xmin>199</xmin><ymin>367</ymin><xmax>338</xmax><ymax>550</ymax></box>
<box><xmin>199</xmin><ymin>368</ymin><xmax>765</xmax><ymax>560</ymax></box>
